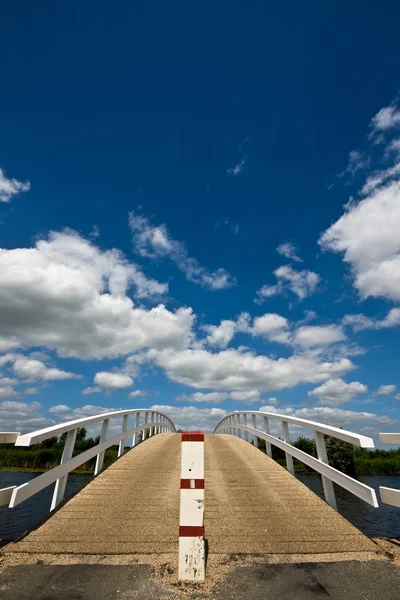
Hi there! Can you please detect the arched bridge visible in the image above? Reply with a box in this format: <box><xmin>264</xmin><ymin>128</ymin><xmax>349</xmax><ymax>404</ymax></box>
<box><xmin>1</xmin><ymin>409</ymin><xmax>399</xmax><ymax>586</ymax></box>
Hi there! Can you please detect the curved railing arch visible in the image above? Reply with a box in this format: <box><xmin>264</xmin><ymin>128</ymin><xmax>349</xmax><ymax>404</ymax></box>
<box><xmin>1</xmin><ymin>409</ymin><xmax>176</xmax><ymax>512</ymax></box>
<box><xmin>214</xmin><ymin>410</ymin><xmax>378</xmax><ymax>509</ymax></box>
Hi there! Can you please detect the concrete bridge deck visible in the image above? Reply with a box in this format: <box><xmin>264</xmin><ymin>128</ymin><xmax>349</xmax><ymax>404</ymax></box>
<box><xmin>5</xmin><ymin>433</ymin><xmax>376</xmax><ymax>558</ymax></box>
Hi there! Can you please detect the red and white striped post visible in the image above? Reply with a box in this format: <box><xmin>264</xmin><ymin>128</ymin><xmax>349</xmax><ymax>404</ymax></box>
<box><xmin>178</xmin><ymin>431</ymin><xmax>205</xmax><ymax>581</ymax></box>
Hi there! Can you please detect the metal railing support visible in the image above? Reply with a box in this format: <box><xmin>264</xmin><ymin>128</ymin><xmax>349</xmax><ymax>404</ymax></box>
<box><xmin>118</xmin><ymin>414</ymin><xmax>129</xmax><ymax>458</ymax></box>
<box><xmin>95</xmin><ymin>418</ymin><xmax>110</xmax><ymax>475</ymax></box>
<box><xmin>263</xmin><ymin>416</ymin><xmax>272</xmax><ymax>458</ymax></box>
<box><xmin>281</xmin><ymin>420</ymin><xmax>295</xmax><ymax>476</ymax></box>
<box><xmin>314</xmin><ymin>431</ymin><xmax>337</xmax><ymax>510</ymax></box>
<box><xmin>50</xmin><ymin>428</ymin><xmax>77</xmax><ymax>511</ymax></box>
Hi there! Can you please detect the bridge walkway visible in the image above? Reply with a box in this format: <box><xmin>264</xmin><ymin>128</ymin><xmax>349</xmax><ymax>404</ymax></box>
<box><xmin>6</xmin><ymin>433</ymin><xmax>376</xmax><ymax>557</ymax></box>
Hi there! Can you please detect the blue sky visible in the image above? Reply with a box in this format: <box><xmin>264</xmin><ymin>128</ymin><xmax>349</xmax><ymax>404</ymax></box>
<box><xmin>1</xmin><ymin>2</ymin><xmax>400</xmax><ymax>441</ymax></box>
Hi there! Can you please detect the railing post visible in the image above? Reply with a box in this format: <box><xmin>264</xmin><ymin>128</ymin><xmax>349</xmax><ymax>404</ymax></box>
<box><xmin>281</xmin><ymin>421</ymin><xmax>295</xmax><ymax>476</ymax></box>
<box><xmin>143</xmin><ymin>411</ymin><xmax>149</xmax><ymax>440</ymax></box>
<box><xmin>118</xmin><ymin>414</ymin><xmax>129</xmax><ymax>458</ymax></box>
<box><xmin>243</xmin><ymin>414</ymin><xmax>249</xmax><ymax>441</ymax></box>
<box><xmin>237</xmin><ymin>413</ymin><xmax>242</xmax><ymax>438</ymax></box>
<box><xmin>95</xmin><ymin>418</ymin><xmax>110</xmax><ymax>475</ymax></box>
<box><xmin>263</xmin><ymin>416</ymin><xmax>272</xmax><ymax>458</ymax></box>
<box><xmin>315</xmin><ymin>431</ymin><xmax>337</xmax><ymax>510</ymax></box>
<box><xmin>132</xmin><ymin>412</ymin><xmax>140</xmax><ymax>447</ymax></box>
<box><xmin>50</xmin><ymin>428</ymin><xmax>77</xmax><ymax>511</ymax></box>
<box><xmin>252</xmin><ymin>414</ymin><xmax>259</xmax><ymax>449</ymax></box>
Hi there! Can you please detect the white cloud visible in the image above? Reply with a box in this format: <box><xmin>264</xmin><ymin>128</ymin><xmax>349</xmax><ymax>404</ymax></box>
<box><xmin>129</xmin><ymin>212</ymin><xmax>236</xmax><ymax>291</ymax></box>
<box><xmin>376</xmin><ymin>384</ymin><xmax>396</xmax><ymax>396</ymax></box>
<box><xmin>177</xmin><ymin>392</ymin><xmax>229</xmax><ymax>404</ymax></box>
<box><xmin>339</xmin><ymin>150</ymin><xmax>371</xmax><ymax>177</ymax></box>
<box><xmin>370</xmin><ymin>104</ymin><xmax>400</xmax><ymax>135</ymax></box>
<box><xmin>0</xmin><ymin>167</ymin><xmax>30</xmax><ymax>203</ymax></box>
<box><xmin>294</xmin><ymin>325</ymin><xmax>346</xmax><ymax>349</ymax></box>
<box><xmin>255</xmin><ymin>265</ymin><xmax>320</xmax><ymax>303</ymax></box>
<box><xmin>0</xmin><ymin>400</ymin><xmax>55</xmax><ymax>433</ymax></box>
<box><xmin>229</xmin><ymin>390</ymin><xmax>260</xmax><ymax>403</ymax></box>
<box><xmin>149</xmin><ymin>347</ymin><xmax>354</xmax><ymax>392</ymax></box>
<box><xmin>252</xmin><ymin>313</ymin><xmax>291</xmax><ymax>345</ymax></box>
<box><xmin>226</xmin><ymin>156</ymin><xmax>247</xmax><ymax>176</ymax></box>
<box><xmin>203</xmin><ymin>320</ymin><xmax>237</xmax><ymax>348</ymax></box>
<box><xmin>23</xmin><ymin>387</ymin><xmax>39</xmax><ymax>395</ymax></box>
<box><xmin>82</xmin><ymin>386</ymin><xmax>102</xmax><ymax>395</ymax></box>
<box><xmin>0</xmin><ymin>386</ymin><xmax>18</xmax><ymax>398</ymax></box>
<box><xmin>128</xmin><ymin>390</ymin><xmax>145</xmax><ymax>398</ymax></box>
<box><xmin>49</xmin><ymin>404</ymin><xmax>71</xmax><ymax>414</ymax></box>
<box><xmin>12</xmin><ymin>358</ymin><xmax>81</xmax><ymax>381</ymax></box>
<box><xmin>276</xmin><ymin>242</ymin><xmax>303</xmax><ymax>263</ymax></box>
<box><xmin>308</xmin><ymin>378</ymin><xmax>368</xmax><ymax>406</ymax></box>
<box><xmin>94</xmin><ymin>372</ymin><xmax>133</xmax><ymax>391</ymax></box>
<box><xmin>150</xmin><ymin>404</ymin><xmax>227</xmax><ymax>432</ymax></box>
<box><xmin>342</xmin><ymin>308</ymin><xmax>400</xmax><ymax>332</ymax></box>
<box><xmin>0</xmin><ymin>229</ymin><xmax>194</xmax><ymax>359</ymax></box>
<box><xmin>259</xmin><ymin>405</ymin><xmax>393</xmax><ymax>431</ymax></box>
<box><xmin>320</xmin><ymin>181</ymin><xmax>400</xmax><ymax>302</ymax></box>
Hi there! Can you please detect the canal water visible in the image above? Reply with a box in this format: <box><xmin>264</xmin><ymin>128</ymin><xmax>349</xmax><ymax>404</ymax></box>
<box><xmin>0</xmin><ymin>471</ymin><xmax>399</xmax><ymax>541</ymax></box>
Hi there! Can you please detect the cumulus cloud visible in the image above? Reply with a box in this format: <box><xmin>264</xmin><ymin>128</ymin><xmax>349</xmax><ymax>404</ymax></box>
<box><xmin>149</xmin><ymin>347</ymin><xmax>354</xmax><ymax>392</ymax></box>
<box><xmin>150</xmin><ymin>404</ymin><xmax>227</xmax><ymax>432</ymax></box>
<box><xmin>177</xmin><ymin>392</ymin><xmax>230</xmax><ymax>404</ymax></box>
<box><xmin>0</xmin><ymin>167</ymin><xmax>30</xmax><ymax>203</ymax></box>
<box><xmin>0</xmin><ymin>229</ymin><xmax>194</xmax><ymax>359</ymax></box>
<box><xmin>128</xmin><ymin>390</ymin><xmax>145</xmax><ymax>398</ymax></box>
<box><xmin>259</xmin><ymin>405</ymin><xmax>393</xmax><ymax>431</ymax></box>
<box><xmin>252</xmin><ymin>313</ymin><xmax>291</xmax><ymax>345</ymax></box>
<box><xmin>320</xmin><ymin>182</ymin><xmax>400</xmax><ymax>301</ymax></box>
<box><xmin>308</xmin><ymin>378</ymin><xmax>368</xmax><ymax>406</ymax></box>
<box><xmin>229</xmin><ymin>390</ymin><xmax>260</xmax><ymax>403</ymax></box>
<box><xmin>294</xmin><ymin>325</ymin><xmax>347</xmax><ymax>349</ymax></box>
<box><xmin>255</xmin><ymin>265</ymin><xmax>320</xmax><ymax>303</ymax></box>
<box><xmin>12</xmin><ymin>358</ymin><xmax>81</xmax><ymax>381</ymax></box>
<box><xmin>376</xmin><ymin>384</ymin><xmax>396</xmax><ymax>396</ymax></box>
<box><xmin>129</xmin><ymin>212</ymin><xmax>236</xmax><ymax>291</ymax></box>
<box><xmin>94</xmin><ymin>372</ymin><xmax>133</xmax><ymax>391</ymax></box>
<box><xmin>0</xmin><ymin>400</ymin><xmax>55</xmax><ymax>433</ymax></box>
<box><xmin>82</xmin><ymin>386</ymin><xmax>102</xmax><ymax>395</ymax></box>
<box><xmin>276</xmin><ymin>242</ymin><xmax>303</xmax><ymax>263</ymax></box>
<box><xmin>370</xmin><ymin>104</ymin><xmax>400</xmax><ymax>136</ymax></box>
<box><xmin>342</xmin><ymin>308</ymin><xmax>400</xmax><ymax>332</ymax></box>
<box><xmin>203</xmin><ymin>320</ymin><xmax>237</xmax><ymax>348</ymax></box>
<box><xmin>48</xmin><ymin>404</ymin><xmax>71</xmax><ymax>414</ymax></box>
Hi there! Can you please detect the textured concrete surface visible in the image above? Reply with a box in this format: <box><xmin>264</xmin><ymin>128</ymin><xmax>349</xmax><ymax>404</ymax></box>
<box><xmin>1</xmin><ymin>560</ymin><xmax>400</xmax><ymax>599</ymax></box>
<box><xmin>204</xmin><ymin>434</ymin><xmax>377</xmax><ymax>555</ymax></box>
<box><xmin>7</xmin><ymin>433</ymin><xmax>181</xmax><ymax>555</ymax></box>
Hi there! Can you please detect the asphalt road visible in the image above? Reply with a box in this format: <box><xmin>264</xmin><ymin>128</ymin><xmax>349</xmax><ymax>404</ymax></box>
<box><xmin>1</xmin><ymin>561</ymin><xmax>400</xmax><ymax>600</ymax></box>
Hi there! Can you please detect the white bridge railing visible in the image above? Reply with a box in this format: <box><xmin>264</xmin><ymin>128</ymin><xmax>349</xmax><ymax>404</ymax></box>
<box><xmin>0</xmin><ymin>409</ymin><xmax>176</xmax><ymax>512</ymax></box>
<box><xmin>379</xmin><ymin>433</ymin><xmax>400</xmax><ymax>508</ymax></box>
<box><xmin>214</xmin><ymin>410</ymin><xmax>378</xmax><ymax>510</ymax></box>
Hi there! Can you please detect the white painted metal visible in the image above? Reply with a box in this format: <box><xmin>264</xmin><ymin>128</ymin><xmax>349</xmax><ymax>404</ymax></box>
<box><xmin>0</xmin><ymin>486</ymin><xmax>16</xmax><ymax>506</ymax></box>
<box><xmin>95</xmin><ymin>418</ymin><xmax>110</xmax><ymax>476</ymax></box>
<box><xmin>6</xmin><ymin>410</ymin><xmax>175</xmax><ymax>510</ymax></box>
<box><xmin>0</xmin><ymin>432</ymin><xmax>20</xmax><ymax>444</ymax></box>
<box><xmin>118</xmin><ymin>414</ymin><xmax>129</xmax><ymax>458</ymax></box>
<box><xmin>380</xmin><ymin>486</ymin><xmax>400</xmax><ymax>508</ymax></box>
<box><xmin>252</xmin><ymin>414</ymin><xmax>259</xmax><ymax>449</ymax></box>
<box><xmin>243</xmin><ymin>414</ymin><xmax>248</xmax><ymax>441</ymax></box>
<box><xmin>281</xmin><ymin>421</ymin><xmax>295</xmax><ymax>476</ymax></box>
<box><xmin>178</xmin><ymin>537</ymin><xmax>205</xmax><ymax>581</ymax></box>
<box><xmin>9</xmin><ymin>418</ymin><xmax>175</xmax><ymax>509</ymax></box>
<box><xmin>380</xmin><ymin>433</ymin><xmax>400</xmax><ymax>444</ymax></box>
<box><xmin>379</xmin><ymin>433</ymin><xmax>400</xmax><ymax>508</ymax></box>
<box><xmin>263</xmin><ymin>416</ymin><xmax>272</xmax><ymax>458</ymax></box>
<box><xmin>315</xmin><ymin>431</ymin><xmax>337</xmax><ymax>510</ymax></box>
<box><xmin>132</xmin><ymin>412</ymin><xmax>140</xmax><ymax>447</ymax></box>
<box><xmin>181</xmin><ymin>442</ymin><xmax>205</xmax><ymax>479</ymax></box>
<box><xmin>50</xmin><ymin>428</ymin><xmax>78</xmax><ymax>511</ymax></box>
<box><xmin>180</xmin><ymin>488</ymin><xmax>205</xmax><ymax>526</ymax></box>
<box><xmin>214</xmin><ymin>413</ymin><xmax>378</xmax><ymax>508</ymax></box>
<box><xmin>143</xmin><ymin>412</ymin><xmax>149</xmax><ymax>440</ymax></box>
<box><xmin>13</xmin><ymin>409</ymin><xmax>175</xmax><ymax>447</ymax></box>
